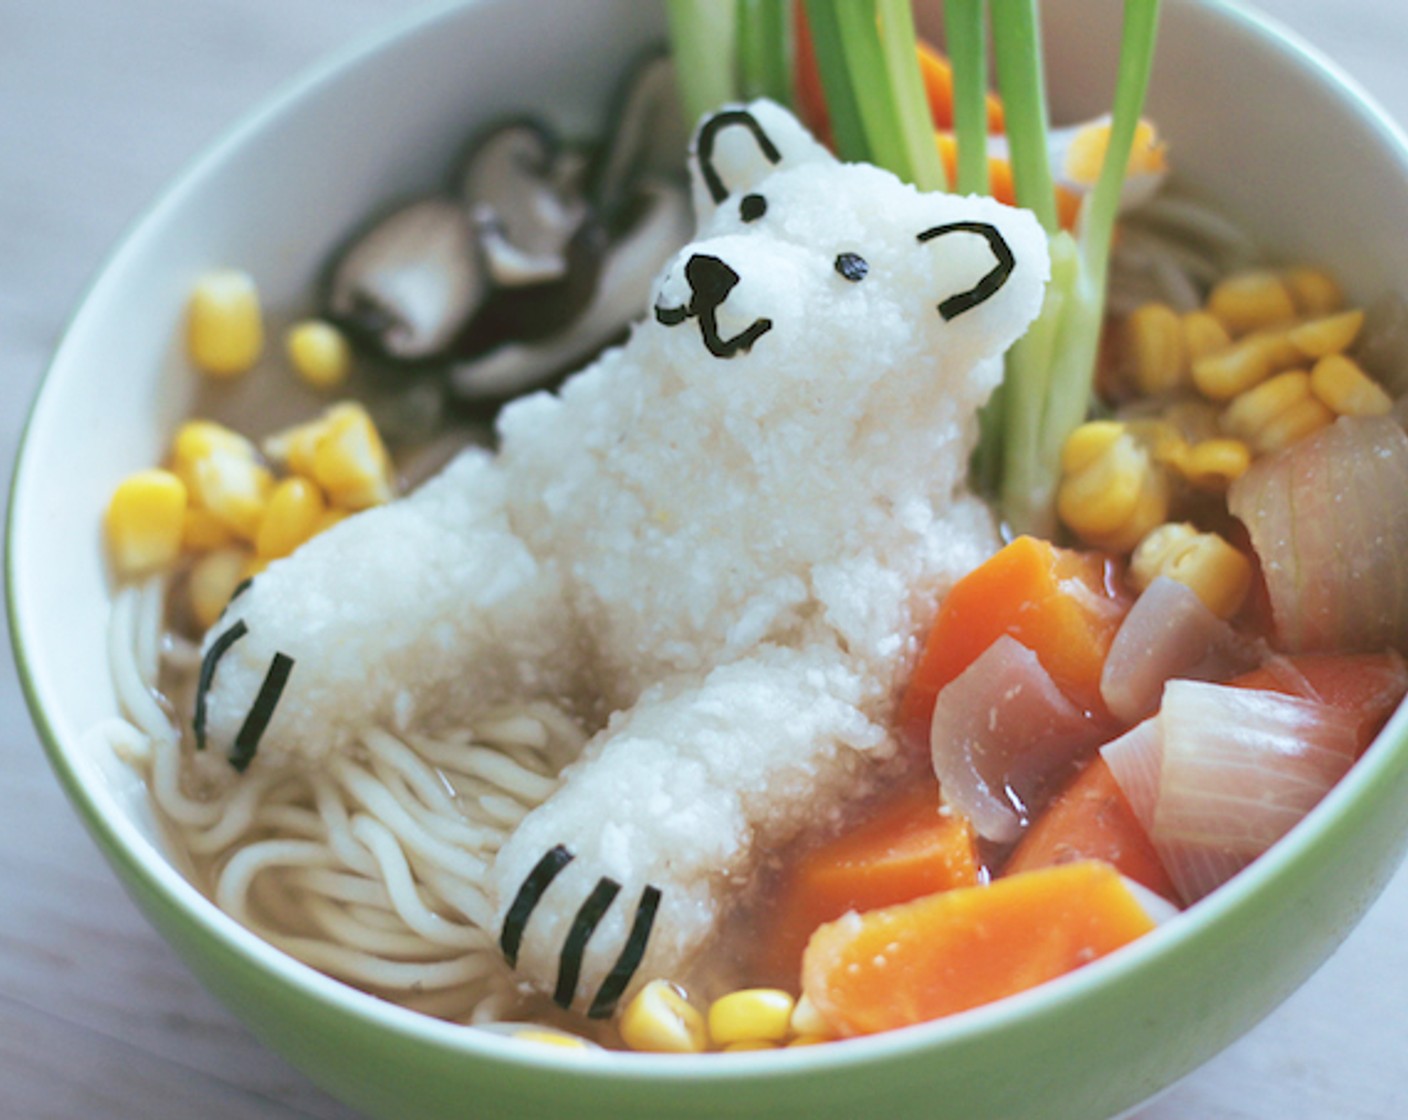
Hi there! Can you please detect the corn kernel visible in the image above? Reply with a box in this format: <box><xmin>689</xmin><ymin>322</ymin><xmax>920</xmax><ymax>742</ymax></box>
<box><xmin>1283</xmin><ymin>266</ymin><xmax>1343</xmax><ymax>317</ymax></box>
<box><xmin>1223</xmin><ymin>370</ymin><xmax>1335</xmax><ymax>453</ymax></box>
<box><xmin>263</xmin><ymin>417</ymin><xmax>323</xmax><ymax>478</ymax></box>
<box><xmin>787</xmin><ymin>1035</ymin><xmax>831</xmax><ymax>1048</ymax></box>
<box><xmin>286</xmin><ymin>319</ymin><xmax>352</xmax><ymax>390</ymax></box>
<box><xmin>707</xmin><ymin>989</ymin><xmax>796</xmax><ymax>1047</ymax></box>
<box><xmin>1310</xmin><ymin>353</ymin><xmax>1393</xmax><ymax>417</ymax></box>
<box><xmin>1288</xmin><ymin>309</ymin><xmax>1364</xmax><ymax>360</ymax></box>
<box><xmin>241</xmin><ymin>554</ymin><xmax>271</xmax><ymax>582</ymax></box>
<box><xmin>187</xmin><ymin>452</ymin><xmax>274</xmax><ymax>540</ymax></box>
<box><xmin>722</xmin><ymin>1041</ymin><xmax>779</xmax><ymax>1052</ymax></box>
<box><xmin>1060</xmin><ymin>420</ymin><xmax>1125</xmax><ymax>474</ymax></box>
<box><xmin>186</xmin><ymin>269</ymin><xmax>264</xmax><ymax>378</ymax></box>
<box><xmin>256</xmin><ymin>477</ymin><xmax>327</xmax><ymax>560</ymax></box>
<box><xmin>1190</xmin><ymin>331</ymin><xmax>1299</xmax><ymax>401</ymax></box>
<box><xmin>313</xmin><ymin>507</ymin><xmax>351</xmax><ymax>536</ymax></box>
<box><xmin>1126</xmin><ymin>418</ymin><xmax>1188</xmax><ymax>468</ymax></box>
<box><xmin>106</xmin><ymin>469</ymin><xmax>188</xmax><ymax>577</ymax></box>
<box><xmin>1057</xmin><ymin>424</ymin><xmax>1170</xmax><ymax>552</ymax></box>
<box><xmin>1178</xmin><ymin>438</ymin><xmax>1252</xmax><ymax>491</ymax></box>
<box><xmin>1206</xmin><ymin>269</ymin><xmax>1297</xmax><ymax>336</ymax></box>
<box><xmin>310</xmin><ymin>403</ymin><xmax>395</xmax><ymax>510</ymax></box>
<box><xmin>1130</xmin><ymin>523</ymin><xmax>1253</xmax><ymax>619</ymax></box>
<box><xmin>171</xmin><ymin>420</ymin><xmax>258</xmax><ymax>479</ymax></box>
<box><xmin>188</xmin><ymin>547</ymin><xmax>252</xmax><ymax>630</ymax></box>
<box><xmin>1181</xmin><ymin>311</ymin><xmax>1231</xmax><ymax>365</ymax></box>
<box><xmin>181</xmin><ymin>505</ymin><xmax>238</xmax><ymax>552</ymax></box>
<box><xmin>619</xmin><ymin>980</ymin><xmax>706</xmax><ymax>1054</ymax></box>
<box><xmin>1161</xmin><ymin>398</ymin><xmax>1223</xmax><ymax>443</ymax></box>
<box><xmin>1125</xmin><ymin>302</ymin><xmax>1186</xmax><ymax>395</ymax></box>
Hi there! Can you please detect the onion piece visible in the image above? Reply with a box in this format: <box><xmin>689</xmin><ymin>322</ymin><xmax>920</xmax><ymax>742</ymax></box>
<box><xmin>931</xmin><ymin>636</ymin><xmax>1107</xmax><ymax>844</ymax></box>
<box><xmin>1229</xmin><ymin>414</ymin><xmax>1408</xmax><ymax>654</ymax></box>
<box><xmin>1102</xmin><ymin>679</ymin><xmax>1361</xmax><ymax>904</ymax></box>
<box><xmin>1100</xmin><ymin>576</ymin><xmax>1263</xmax><ymax>724</ymax></box>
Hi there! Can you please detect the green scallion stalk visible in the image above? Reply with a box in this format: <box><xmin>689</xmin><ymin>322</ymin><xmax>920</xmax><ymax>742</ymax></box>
<box><xmin>666</xmin><ymin>0</ymin><xmax>741</xmax><ymax>126</ymax></box>
<box><xmin>737</xmin><ymin>0</ymin><xmax>794</xmax><ymax>105</ymax></box>
<box><xmin>944</xmin><ymin>0</ymin><xmax>990</xmax><ymax>196</ymax></box>
<box><xmin>989</xmin><ymin>0</ymin><xmax>1058</xmax><ymax>233</ymax></box>
<box><xmin>804</xmin><ymin>0</ymin><xmax>946</xmax><ymax>190</ymax></box>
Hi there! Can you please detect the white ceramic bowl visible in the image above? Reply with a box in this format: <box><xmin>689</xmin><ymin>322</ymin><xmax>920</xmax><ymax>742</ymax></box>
<box><xmin>11</xmin><ymin>2</ymin><xmax>1408</xmax><ymax>1118</ymax></box>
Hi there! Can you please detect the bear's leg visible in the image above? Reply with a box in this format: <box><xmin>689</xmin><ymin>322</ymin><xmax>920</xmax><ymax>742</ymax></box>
<box><xmin>489</xmin><ymin>643</ymin><xmax>901</xmax><ymax>1017</ymax></box>
<box><xmin>194</xmin><ymin>450</ymin><xmax>573</xmax><ymax>770</ymax></box>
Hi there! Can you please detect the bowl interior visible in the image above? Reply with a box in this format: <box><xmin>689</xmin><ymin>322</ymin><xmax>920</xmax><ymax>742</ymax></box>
<box><xmin>11</xmin><ymin>1</ymin><xmax>1408</xmax><ymax>1118</ymax></box>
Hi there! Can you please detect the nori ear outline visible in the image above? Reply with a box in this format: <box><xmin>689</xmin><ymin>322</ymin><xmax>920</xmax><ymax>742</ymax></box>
<box><xmin>917</xmin><ymin>220</ymin><xmax>1016</xmax><ymax>321</ymax></box>
<box><xmin>696</xmin><ymin>108</ymin><xmax>783</xmax><ymax>204</ymax></box>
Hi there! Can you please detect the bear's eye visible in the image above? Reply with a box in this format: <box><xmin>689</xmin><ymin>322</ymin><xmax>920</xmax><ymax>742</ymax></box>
<box><xmin>739</xmin><ymin>193</ymin><xmax>768</xmax><ymax>222</ymax></box>
<box><xmin>834</xmin><ymin>252</ymin><xmax>869</xmax><ymax>282</ymax></box>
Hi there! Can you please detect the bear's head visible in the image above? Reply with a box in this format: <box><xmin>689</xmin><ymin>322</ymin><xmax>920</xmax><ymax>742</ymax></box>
<box><xmin>647</xmin><ymin>100</ymin><xmax>1049</xmax><ymax>420</ymax></box>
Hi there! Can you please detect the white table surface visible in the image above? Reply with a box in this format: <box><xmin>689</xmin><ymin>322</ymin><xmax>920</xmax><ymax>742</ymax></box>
<box><xmin>3</xmin><ymin>2</ymin><xmax>1407</xmax><ymax>1117</ymax></box>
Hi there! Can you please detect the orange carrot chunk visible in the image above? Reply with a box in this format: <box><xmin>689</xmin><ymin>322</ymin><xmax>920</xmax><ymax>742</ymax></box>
<box><xmin>897</xmin><ymin>536</ymin><xmax>1129</xmax><ymax>751</ymax></box>
<box><xmin>763</xmin><ymin>782</ymin><xmax>978</xmax><ymax>979</ymax></box>
<box><xmin>1004</xmin><ymin>758</ymin><xmax>1177</xmax><ymax>901</ymax></box>
<box><xmin>801</xmin><ymin>861</ymin><xmax>1155</xmax><ymax>1037</ymax></box>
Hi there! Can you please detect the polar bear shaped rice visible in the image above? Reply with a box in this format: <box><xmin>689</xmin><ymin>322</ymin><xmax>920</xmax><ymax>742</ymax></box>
<box><xmin>195</xmin><ymin>100</ymin><xmax>1049</xmax><ymax>1014</ymax></box>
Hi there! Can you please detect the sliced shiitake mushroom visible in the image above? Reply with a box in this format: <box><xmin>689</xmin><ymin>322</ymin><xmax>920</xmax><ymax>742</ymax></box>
<box><xmin>448</xmin><ymin>177</ymin><xmax>692</xmax><ymax>402</ymax></box>
<box><xmin>461</xmin><ymin>120</ymin><xmax>590</xmax><ymax>289</ymax></box>
<box><xmin>326</xmin><ymin>197</ymin><xmax>488</xmax><ymax>361</ymax></box>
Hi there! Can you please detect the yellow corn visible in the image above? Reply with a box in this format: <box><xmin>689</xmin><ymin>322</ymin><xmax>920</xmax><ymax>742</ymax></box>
<box><xmin>310</xmin><ymin>403</ymin><xmax>395</xmax><ymax>510</ymax></box>
<box><xmin>1129</xmin><ymin>523</ymin><xmax>1253</xmax><ymax>620</ymax></box>
<box><xmin>1287</xmin><ymin>309</ymin><xmax>1364</xmax><ymax>360</ymax></box>
<box><xmin>1125</xmin><ymin>302</ymin><xmax>1186</xmax><ymax>395</ymax></box>
<box><xmin>313</xmin><ymin>507</ymin><xmax>351</xmax><ymax>536</ymax></box>
<box><xmin>188</xmin><ymin>547</ymin><xmax>252</xmax><ymax>630</ymax></box>
<box><xmin>171</xmin><ymin>420</ymin><xmax>258</xmax><ymax>477</ymax></box>
<box><xmin>1223</xmin><ymin>370</ymin><xmax>1334</xmax><ymax>454</ymax></box>
<box><xmin>1310</xmin><ymin>353</ymin><xmax>1393</xmax><ymax>417</ymax></box>
<box><xmin>255</xmin><ymin>477</ymin><xmax>327</xmax><ymax>560</ymax></box>
<box><xmin>1206</xmin><ymin>269</ymin><xmax>1297</xmax><ymax>336</ymax></box>
<box><xmin>787</xmin><ymin>1035</ymin><xmax>831</xmax><ymax>1048</ymax></box>
<box><xmin>181</xmin><ymin>505</ymin><xmax>238</xmax><ymax>552</ymax></box>
<box><xmin>241</xmin><ymin>554</ymin><xmax>271</xmax><ymax>582</ymax></box>
<box><xmin>186</xmin><ymin>450</ymin><xmax>274</xmax><ymax>540</ymax></box>
<box><xmin>619</xmin><ymin>980</ymin><xmax>707</xmax><ymax>1054</ymax></box>
<box><xmin>722</xmin><ymin>1041</ymin><xmax>779</xmax><ymax>1052</ymax></box>
<box><xmin>1057</xmin><ymin>422</ymin><xmax>1170</xmax><ymax>553</ymax></box>
<box><xmin>1190</xmin><ymin>331</ymin><xmax>1299</xmax><ymax>400</ymax></box>
<box><xmin>286</xmin><ymin>319</ymin><xmax>352</xmax><ymax>390</ymax></box>
<box><xmin>1283</xmin><ymin>266</ymin><xmax>1343</xmax><ymax>317</ymax></box>
<box><xmin>1126</xmin><ymin>418</ymin><xmax>1188</xmax><ymax>469</ymax></box>
<box><xmin>707</xmin><ymin>989</ymin><xmax>796</xmax><ymax>1047</ymax></box>
<box><xmin>1161</xmin><ymin>398</ymin><xmax>1223</xmax><ymax>444</ymax></box>
<box><xmin>186</xmin><ymin>269</ymin><xmax>264</xmax><ymax>378</ymax></box>
<box><xmin>1182</xmin><ymin>311</ymin><xmax>1232</xmax><ymax>365</ymax></box>
<box><xmin>266</xmin><ymin>403</ymin><xmax>395</xmax><ymax>510</ymax></box>
<box><xmin>1177</xmin><ymin>438</ymin><xmax>1252</xmax><ymax>491</ymax></box>
<box><xmin>106</xmin><ymin>469</ymin><xmax>188</xmax><ymax>577</ymax></box>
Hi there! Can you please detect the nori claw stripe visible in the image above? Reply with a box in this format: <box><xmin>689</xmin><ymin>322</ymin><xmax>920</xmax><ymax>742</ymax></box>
<box><xmin>218</xmin><ymin>577</ymin><xmax>254</xmax><ymax>619</ymax></box>
<box><xmin>227</xmin><ymin>652</ymin><xmax>294</xmax><ymax>773</ymax></box>
<box><xmin>917</xmin><ymin>220</ymin><xmax>1016</xmax><ymax>321</ymax></box>
<box><xmin>500</xmin><ymin>845</ymin><xmax>574</xmax><ymax>967</ymax></box>
<box><xmin>587</xmin><ymin>884</ymin><xmax>662</xmax><ymax>1019</ymax></box>
<box><xmin>554</xmin><ymin>877</ymin><xmax>621</xmax><ymax>1010</ymax></box>
<box><xmin>193</xmin><ymin>620</ymin><xmax>248</xmax><ymax>752</ymax></box>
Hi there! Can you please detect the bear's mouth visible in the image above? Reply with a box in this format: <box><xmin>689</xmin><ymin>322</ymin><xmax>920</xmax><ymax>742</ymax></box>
<box><xmin>653</xmin><ymin>252</ymin><xmax>773</xmax><ymax>359</ymax></box>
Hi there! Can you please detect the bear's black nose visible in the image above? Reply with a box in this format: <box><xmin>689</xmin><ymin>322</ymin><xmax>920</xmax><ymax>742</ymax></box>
<box><xmin>684</xmin><ymin>253</ymin><xmax>739</xmax><ymax>310</ymax></box>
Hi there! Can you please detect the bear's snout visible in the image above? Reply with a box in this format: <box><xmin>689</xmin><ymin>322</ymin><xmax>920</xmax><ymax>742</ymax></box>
<box><xmin>654</xmin><ymin>251</ymin><xmax>773</xmax><ymax>360</ymax></box>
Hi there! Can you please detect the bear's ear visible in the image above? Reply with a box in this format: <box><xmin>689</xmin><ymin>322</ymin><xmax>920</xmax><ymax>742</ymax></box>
<box><xmin>915</xmin><ymin>220</ymin><xmax>1017</xmax><ymax>322</ymax></box>
<box><xmin>689</xmin><ymin>99</ymin><xmax>833</xmax><ymax>221</ymax></box>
